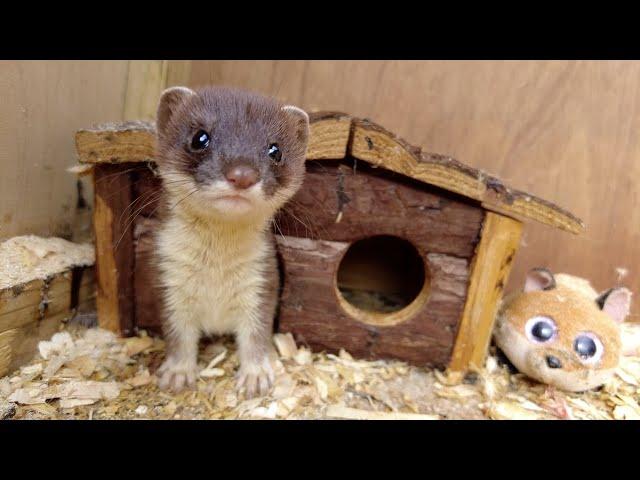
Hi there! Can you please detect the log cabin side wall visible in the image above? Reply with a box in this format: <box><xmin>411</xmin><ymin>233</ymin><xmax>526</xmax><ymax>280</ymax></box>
<box><xmin>276</xmin><ymin>160</ymin><xmax>487</xmax><ymax>367</ymax></box>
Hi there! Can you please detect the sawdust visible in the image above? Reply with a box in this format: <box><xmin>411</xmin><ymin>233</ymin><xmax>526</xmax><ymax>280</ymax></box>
<box><xmin>1</xmin><ymin>322</ymin><xmax>639</xmax><ymax>420</ymax></box>
<box><xmin>0</xmin><ymin>235</ymin><xmax>94</xmax><ymax>289</ymax></box>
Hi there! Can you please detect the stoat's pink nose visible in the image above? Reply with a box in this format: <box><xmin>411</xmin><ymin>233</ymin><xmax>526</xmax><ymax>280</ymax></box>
<box><xmin>225</xmin><ymin>165</ymin><xmax>259</xmax><ymax>190</ymax></box>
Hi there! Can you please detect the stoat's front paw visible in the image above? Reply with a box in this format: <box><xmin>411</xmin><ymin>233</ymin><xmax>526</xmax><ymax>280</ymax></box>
<box><xmin>157</xmin><ymin>357</ymin><xmax>198</xmax><ymax>393</ymax></box>
<box><xmin>236</xmin><ymin>358</ymin><xmax>275</xmax><ymax>399</ymax></box>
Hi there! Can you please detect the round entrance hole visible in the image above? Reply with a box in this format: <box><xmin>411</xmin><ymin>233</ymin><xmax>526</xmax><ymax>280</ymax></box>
<box><xmin>336</xmin><ymin>236</ymin><xmax>430</xmax><ymax>327</ymax></box>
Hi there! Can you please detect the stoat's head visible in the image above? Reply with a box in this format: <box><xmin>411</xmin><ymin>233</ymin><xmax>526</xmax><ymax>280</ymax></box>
<box><xmin>494</xmin><ymin>268</ymin><xmax>632</xmax><ymax>392</ymax></box>
<box><xmin>156</xmin><ymin>86</ymin><xmax>309</xmax><ymax>222</ymax></box>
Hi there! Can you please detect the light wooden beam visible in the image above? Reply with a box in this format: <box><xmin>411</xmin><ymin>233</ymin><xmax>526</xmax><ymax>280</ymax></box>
<box><xmin>448</xmin><ymin>212</ymin><xmax>523</xmax><ymax>379</ymax></box>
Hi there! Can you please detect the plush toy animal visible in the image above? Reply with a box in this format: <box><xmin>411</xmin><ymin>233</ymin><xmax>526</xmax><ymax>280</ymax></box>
<box><xmin>494</xmin><ymin>268</ymin><xmax>633</xmax><ymax>392</ymax></box>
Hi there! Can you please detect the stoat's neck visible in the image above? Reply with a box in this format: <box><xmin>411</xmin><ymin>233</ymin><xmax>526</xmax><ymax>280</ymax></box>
<box><xmin>167</xmin><ymin>203</ymin><xmax>272</xmax><ymax>253</ymax></box>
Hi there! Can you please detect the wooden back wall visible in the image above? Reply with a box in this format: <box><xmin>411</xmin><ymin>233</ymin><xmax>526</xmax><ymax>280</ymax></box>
<box><xmin>0</xmin><ymin>61</ymin><xmax>130</xmax><ymax>240</ymax></box>
<box><xmin>188</xmin><ymin>60</ymin><xmax>639</xmax><ymax>318</ymax></box>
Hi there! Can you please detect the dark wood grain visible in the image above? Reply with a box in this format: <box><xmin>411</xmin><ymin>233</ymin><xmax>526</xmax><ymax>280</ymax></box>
<box><xmin>133</xmin><ymin>216</ymin><xmax>163</xmax><ymax>335</ymax></box>
<box><xmin>92</xmin><ymin>163</ymin><xmax>136</xmax><ymax>335</ymax></box>
<box><xmin>131</xmin><ymin>163</ymin><xmax>163</xmax><ymax>218</ymax></box>
<box><xmin>276</xmin><ymin>160</ymin><xmax>485</xmax><ymax>258</ymax></box>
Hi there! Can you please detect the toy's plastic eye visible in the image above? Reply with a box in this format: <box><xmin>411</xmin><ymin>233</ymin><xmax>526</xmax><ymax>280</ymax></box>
<box><xmin>191</xmin><ymin>130</ymin><xmax>210</xmax><ymax>150</ymax></box>
<box><xmin>574</xmin><ymin>333</ymin><xmax>603</xmax><ymax>364</ymax></box>
<box><xmin>268</xmin><ymin>143</ymin><xmax>282</xmax><ymax>163</ymax></box>
<box><xmin>525</xmin><ymin>316</ymin><xmax>557</xmax><ymax>343</ymax></box>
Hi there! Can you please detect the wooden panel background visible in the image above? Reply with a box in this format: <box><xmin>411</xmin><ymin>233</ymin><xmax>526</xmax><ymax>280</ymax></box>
<box><xmin>0</xmin><ymin>61</ymin><xmax>130</xmax><ymax>240</ymax></box>
<box><xmin>188</xmin><ymin>60</ymin><xmax>639</xmax><ymax>318</ymax></box>
<box><xmin>0</xmin><ymin>60</ymin><xmax>190</xmax><ymax>243</ymax></box>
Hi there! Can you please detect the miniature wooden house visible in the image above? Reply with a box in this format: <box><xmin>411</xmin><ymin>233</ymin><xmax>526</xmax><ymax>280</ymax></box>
<box><xmin>75</xmin><ymin>113</ymin><xmax>583</xmax><ymax>378</ymax></box>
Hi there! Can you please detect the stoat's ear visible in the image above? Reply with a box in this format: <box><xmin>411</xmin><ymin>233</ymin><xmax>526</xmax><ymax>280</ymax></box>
<box><xmin>524</xmin><ymin>267</ymin><xmax>556</xmax><ymax>292</ymax></box>
<box><xmin>157</xmin><ymin>86</ymin><xmax>196</xmax><ymax>135</ymax></box>
<box><xmin>597</xmin><ymin>287</ymin><xmax>632</xmax><ymax>323</ymax></box>
<box><xmin>281</xmin><ymin>105</ymin><xmax>309</xmax><ymax>144</ymax></box>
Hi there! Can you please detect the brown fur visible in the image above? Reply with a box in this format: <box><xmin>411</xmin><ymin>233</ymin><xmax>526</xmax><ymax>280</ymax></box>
<box><xmin>156</xmin><ymin>86</ymin><xmax>306</xmax><ymax>196</ymax></box>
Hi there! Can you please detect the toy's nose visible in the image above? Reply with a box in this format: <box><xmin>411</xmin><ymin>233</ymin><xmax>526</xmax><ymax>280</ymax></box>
<box><xmin>546</xmin><ymin>355</ymin><xmax>562</xmax><ymax>369</ymax></box>
<box><xmin>225</xmin><ymin>165</ymin><xmax>259</xmax><ymax>190</ymax></box>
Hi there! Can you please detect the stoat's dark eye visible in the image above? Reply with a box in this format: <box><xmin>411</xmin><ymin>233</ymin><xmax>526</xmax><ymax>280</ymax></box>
<box><xmin>525</xmin><ymin>316</ymin><xmax>556</xmax><ymax>343</ymax></box>
<box><xmin>574</xmin><ymin>334</ymin><xmax>600</xmax><ymax>360</ymax></box>
<box><xmin>268</xmin><ymin>143</ymin><xmax>282</xmax><ymax>163</ymax></box>
<box><xmin>191</xmin><ymin>130</ymin><xmax>210</xmax><ymax>150</ymax></box>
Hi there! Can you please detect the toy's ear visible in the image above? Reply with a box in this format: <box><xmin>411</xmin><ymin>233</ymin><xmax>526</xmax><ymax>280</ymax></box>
<box><xmin>157</xmin><ymin>86</ymin><xmax>196</xmax><ymax>135</ymax></box>
<box><xmin>281</xmin><ymin>105</ymin><xmax>309</xmax><ymax>143</ymax></box>
<box><xmin>524</xmin><ymin>268</ymin><xmax>556</xmax><ymax>292</ymax></box>
<box><xmin>597</xmin><ymin>287</ymin><xmax>632</xmax><ymax>323</ymax></box>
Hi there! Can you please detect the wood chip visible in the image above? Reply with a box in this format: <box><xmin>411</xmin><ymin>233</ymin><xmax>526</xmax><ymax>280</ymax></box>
<box><xmin>294</xmin><ymin>347</ymin><xmax>312</xmax><ymax>366</ymax></box>
<box><xmin>205</xmin><ymin>350</ymin><xmax>227</xmax><ymax>369</ymax></box>
<box><xmin>0</xmin><ymin>400</ymin><xmax>16</xmax><ymax>419</ymax></box>
<box><xmin>314</xmin><ymin>376</ymin><xmax>329</xmax><ymax>401</ymax></box>
<box><xmin>66</xmin><ymin>355</ymin><xmax>96</xmax><ymax>377</ymax></box>
<box><xmin>325</xmin><ymin>405</ymin><xmax>439</xmax><ymax>420</ymax></box>
<box><xmin>488</xmin><ymin>401</ymin><xmax>544</xmax><ymax>420</ymax></box>
<box><xmin>272</xmin><ymin>374</ymin><xmax>295</xmax><ymax>399</ymax></box>
<box><xmin>135</xmin><ymin>405</ymin><xmax>148</xmax><ymax>415</ymax></box>
<box><xmin>21</xmin><ymin>364</ymin><xmax>43</xmax><ymax>376</ymax></box>
<box><xmin>55</xmin><ymin>380</ymin><xmax>120</xmax><ymax>401</ymax></box>
<box><xmin>38</xmin><ymin>332</ymin><xmax>74</xmax><ymax>360</ymax></box>
<box><xmin>199</xmin><ymin>368</ymin><xmax>225</xmax><ymax>379</ymax></box>
<box><xmin>615</xmin><ymin>368</ymin><xmax>639</xmax><ymax>386</ymax></box>
<box><xmin>60</xmin><ymin>398</ymin><xmax>97</xmax><ymax>409</ymax></box>
<box><xmin>613</xmin><ymin>405</ymin><xmax>640</xmax><ymax>420</ymax></box>
<box><xmin>273</xmin><ymin>333</ymin><xmax>298</xmax><ymax>359</ymax></box>
<box><xmin>101</xmin><ymin>404</ymin><xmax>120</xmax><ymax>416</ymax></box>
<box><xmin>0</xmin><ymin>378</ymin><xmax>11</xmax><ymax>397</ymax></box>
<box><xmin>25</xmin><ymin>402</ymin><xmax>57</xmax><ymax>416</ymax></box>
<box><xmin>124</xmin><ymin>336</ymin><xmax>154</xmax><ymax>356</ymax></box>
<box><xmin>338</xmin><ymin>349</ymin><xmax>353</xmax><ymax>361</ymax></box>
<box><xmin>8</xmin><ymin>387</ymin><xmax>54</xmax><ymax>405</ymax></box>
<box><xmin>163</xmin><ymin>401</ymin><xmax>178</xmax><ymax>416</ymax></box>
<box><xmin>126</xmin><ymin>369</ymin><xmax>154</xmax><ymax>387</ymax></box>
<box><xmin>43</xmin><ymin>356</ymin><xmax>66</xmax><ymax>378</ymax></box>
<box><xmin>250</xmin><ymin>401</ymin><xmax>278</xmax><ymax>419</ymax></box>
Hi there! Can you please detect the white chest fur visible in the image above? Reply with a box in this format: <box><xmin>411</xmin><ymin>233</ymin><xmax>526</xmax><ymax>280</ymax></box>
<box><xmin>156</xmin><ymin>212</ymin><xmax>271</xmax><ymax>335</ymax></box>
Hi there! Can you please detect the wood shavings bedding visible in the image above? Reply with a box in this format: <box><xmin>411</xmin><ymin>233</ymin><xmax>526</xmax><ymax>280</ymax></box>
<box><xmin>0</xmin><ymin>322</ymin><xmax>639</xmax><ymax>420</ymax></box>
<box><xmin>0</xmin><ymin>235</ymin><xmax>94</xmax><ymax>289</ymax></box>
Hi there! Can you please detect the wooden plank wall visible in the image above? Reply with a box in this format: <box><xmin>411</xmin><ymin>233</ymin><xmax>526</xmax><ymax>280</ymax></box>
<box><xmin>188</xmin><ymin>60</ymin><xmax>640</xmax><ymax>318</ymax></box>
<box><xmin>0</xmin><ymin>61</ymin><xmax>130</xmax><ymax>240</ymax></box>
<box><xmin>0</xmin><ymin>60</ymin><xmax>190</xmax><ymax>243</ymax></box>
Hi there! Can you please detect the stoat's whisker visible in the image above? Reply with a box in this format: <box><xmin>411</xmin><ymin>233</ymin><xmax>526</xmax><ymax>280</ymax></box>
<box><xmin>272</xmin><ymin>218</ymin><xmax>285</xmax><ymax>241</ymax></box>
<box><xmin>119</xmin><ymin>190</ymin><xmax>162</xmax><ymax>226</ymax></box>
<box><xmin>119</xmin><ymin>193</ymin><xmax>163</xmax><ymax>230</ymax></box>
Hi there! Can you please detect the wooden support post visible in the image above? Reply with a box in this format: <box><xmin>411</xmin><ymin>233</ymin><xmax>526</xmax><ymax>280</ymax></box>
<box><xmin>448</xmin><ymin>212</ymin><xmax>523</xmax><ymax>380</ymax></box>
<box><xmin>93</xmin><ymin>164</ymin><xmax>136</xmax><ymax>335</ymax></box>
